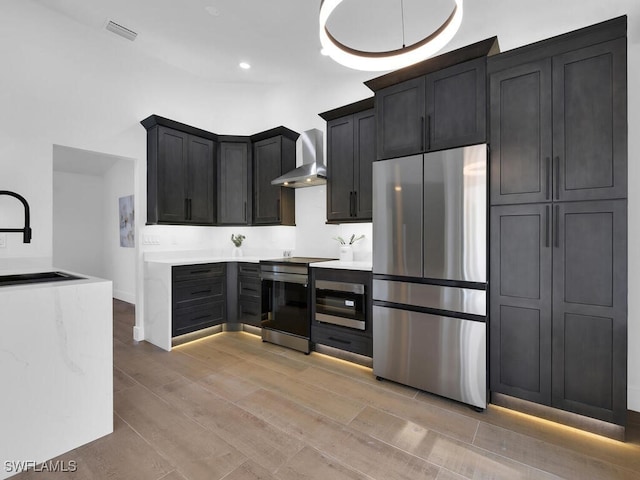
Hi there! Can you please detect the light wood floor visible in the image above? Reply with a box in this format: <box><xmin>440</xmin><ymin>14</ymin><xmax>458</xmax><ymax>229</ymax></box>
<box><xmin>15</xmin><ymin>299</ymin><xmax>640</xmax><ymax>479</ymax></box>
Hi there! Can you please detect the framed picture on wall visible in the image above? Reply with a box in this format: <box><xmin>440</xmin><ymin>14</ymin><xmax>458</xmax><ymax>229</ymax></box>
<box><xmin>119</xmin><ymin>195</ymin><xmax>134</xmax><ymax>248</ymax></box>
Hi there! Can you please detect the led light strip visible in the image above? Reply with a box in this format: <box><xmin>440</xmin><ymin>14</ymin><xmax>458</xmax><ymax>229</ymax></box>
<box><xmin>319</xmin><ymin>0</ymin><xmax>463</xmax><ymax>71</ymax></box>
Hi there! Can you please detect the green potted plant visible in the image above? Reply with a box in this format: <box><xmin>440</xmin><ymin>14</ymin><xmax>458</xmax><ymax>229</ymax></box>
<box><xmin>231</xmin><ymin>233</ymin><xmax>245</xmax><ymax>257</ymax></box>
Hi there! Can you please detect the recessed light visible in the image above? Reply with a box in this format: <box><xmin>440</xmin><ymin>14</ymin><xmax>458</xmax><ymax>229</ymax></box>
<box><xmin>239</xmin><ymin>62</ymin><xmax>251</xmax><ymax>70</ymax></box>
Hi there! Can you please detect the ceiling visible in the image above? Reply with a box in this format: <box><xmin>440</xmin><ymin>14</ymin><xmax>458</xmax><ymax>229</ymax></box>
<box><xmin>30</xmin><ymin>0</ymin><xmax>636</xmax><ymax>87</ymax></box>
<box><xmin>31</xmin><ymin>0</ymin><xmax>488</xmax><ymax>85</ymax></box>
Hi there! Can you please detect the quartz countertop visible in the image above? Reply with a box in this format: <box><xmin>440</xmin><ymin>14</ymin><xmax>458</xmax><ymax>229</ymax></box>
<box><xmin>309</xmin><ymin>260</ymin><xmax>372</xmax><ymax>271</ymax></box>
<box><xmin>144</xmin><ymin>255</ymin><xmax>262</xmax><ymax>266</ymax></box>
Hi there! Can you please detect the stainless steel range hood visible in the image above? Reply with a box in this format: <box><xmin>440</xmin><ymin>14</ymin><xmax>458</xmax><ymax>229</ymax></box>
<box><xmin>271</xmin><ymin>128</ymin><xmax>326</xmax><ymax>188</ymax></box>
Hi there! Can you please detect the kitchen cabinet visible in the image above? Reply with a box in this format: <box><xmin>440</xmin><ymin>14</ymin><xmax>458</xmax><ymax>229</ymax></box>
<box><xmin>218</xmin><ymin>139</ymin><xmax>251</xmax><ymax>225</ymax></box>
<box><xmin>142</xmin><ymin>116</ymin><xmax>217</xmax><ymax>225</ymax></box>
<box><xmin>172</xmin><ymin>263</ymin><xmax>226</xmax><ymax>337</ymax></box>
<box><xmin>490</xmin><ymin>200</ymin><xmax>627</xmax><ymax>424</ymax></box>
<box><xmin>366</xmin><ymin>39</ymin><xmax>497</xmax><ymax>161</ymax></box>
<box><xmin>488</xmin><ymin>16</ymin><xmax>627</xmax><ymax>426</ymax></box>
<box><xmin>489</xmin><ymin>38</ymin><xmax>626</xmax><ymax>205</ymax></box>
<box><xmin>251</xmin><ymin>127</ymin><xmax>298</xmax><ymax>225</ymax></box>
<box><xmin>320</xmin><ymin>98</ymin><xmax>375</xmax><ymax>222</ymax></box>
<box><xmin>237</xmin><ymin>262</ymin><xmax>261</xmax><ymax>327</ymax></box>
<box><xmin>311</xmin><ymin>268</ymin><xmax>372</xmax><ymax>357</ymax></box>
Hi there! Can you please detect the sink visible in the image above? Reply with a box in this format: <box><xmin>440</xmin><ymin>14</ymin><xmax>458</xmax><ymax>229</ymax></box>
<box><xmin>0</xmin><ymin>271</ymin><xmax>84</xmax><ymax>287</ymax></box>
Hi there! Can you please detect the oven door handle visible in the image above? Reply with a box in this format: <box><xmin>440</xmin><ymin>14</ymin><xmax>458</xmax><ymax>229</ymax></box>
<box><xmin>261</xmin><ymin>271</ymin><xmax>308</xmax><ymax>286</ymax></box>
<box><xmin>315</xmin><ymin>280</ymin><xmax>365</xmax><ymax>294</ymax></box>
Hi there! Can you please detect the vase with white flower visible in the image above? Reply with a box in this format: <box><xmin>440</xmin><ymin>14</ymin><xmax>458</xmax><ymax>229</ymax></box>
<box><xmin>231</xmin><ymin>233</ymin><xmax>245</xmax><ymax>257</ymax></box>
<box><xmin>333</xmin><ymin>234</ymin><xmax>364</xmax><ymax>262</ymax></box>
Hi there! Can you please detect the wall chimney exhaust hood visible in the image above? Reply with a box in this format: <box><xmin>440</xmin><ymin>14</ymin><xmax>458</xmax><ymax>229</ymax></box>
<box><xmin>271</xmin><ymin>129</ymin><xmax>326</xmax><ymax>188</ymax></box>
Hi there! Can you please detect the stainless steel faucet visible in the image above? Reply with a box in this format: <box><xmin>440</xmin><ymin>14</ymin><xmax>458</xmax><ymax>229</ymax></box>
<box><xmin>0</xmin><ymin>190</ymin><xmax>32</xmax><ymax>243</ymax></box>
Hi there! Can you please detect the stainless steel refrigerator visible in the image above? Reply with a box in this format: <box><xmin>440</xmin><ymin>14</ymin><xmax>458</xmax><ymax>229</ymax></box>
<box><xmin>372</xmin><ymin>144</ymin><xmax>487</xmax><ymax>409</ymax></box>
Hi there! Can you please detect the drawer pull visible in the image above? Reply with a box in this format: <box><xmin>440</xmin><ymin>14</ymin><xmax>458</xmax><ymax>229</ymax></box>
<box><xmin>191</xmin><ymin>289</ymin><xmax>212</xmax><ymax>295</ymax></box>
<box><xmin>190</xmin><ymin>314</ymin><xmax>211</xmax><ymax>322</ymax></box>
<box><xmin>328</xmin><ymin>336</ymin><xmax>351</xmax><ymax>345</ymax></box>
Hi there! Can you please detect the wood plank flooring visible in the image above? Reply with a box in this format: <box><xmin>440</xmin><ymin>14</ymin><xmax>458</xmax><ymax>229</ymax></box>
<box><xmin>13</xmin><ymin>299</ymin><xmax>640</xmax><ymax>480</ymax></box>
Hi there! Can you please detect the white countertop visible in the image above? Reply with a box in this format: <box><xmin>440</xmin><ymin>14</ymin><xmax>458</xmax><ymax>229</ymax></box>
<box><xmin>144</xmin><ymin>255</ymin><xmax>262</xmax><ymax>266</ymax></box>
<box><xmin>310</xmin><ymin>260</ymin><xmax>372</xmax><ymax>271</ymax></box>
<box><xmin>0</xmin><ymin>267</ymin><xmax>110</xmax><ymax>291</ymax></box>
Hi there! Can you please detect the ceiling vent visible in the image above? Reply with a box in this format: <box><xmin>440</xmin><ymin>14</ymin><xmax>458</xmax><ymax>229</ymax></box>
<box><xmin>105</xmin><ymin>20</ymin><xmax>138</xmax><ymax>41</ymax></box>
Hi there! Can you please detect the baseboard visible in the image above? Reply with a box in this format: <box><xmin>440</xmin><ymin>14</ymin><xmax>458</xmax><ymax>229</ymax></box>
<box><xmin>491</xmin><ymin>392</ymin><xmax>625</xmax><ymax>441</ymax></box>
<box><xmin>133</xmin><ymin>326</ymin><xmax>144</xmax><ymax>342</ymax></box>
<box><xmin>113</xmin><ymin>289</ymin><xmax>135</xmax><ymax>304</ymax></box>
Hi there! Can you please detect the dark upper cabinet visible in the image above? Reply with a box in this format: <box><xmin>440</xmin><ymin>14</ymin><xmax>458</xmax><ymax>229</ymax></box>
<box><xmin>251</xmin><ymin>127</ymin><xmax>298</xmax><ymax>226</ymax></box>
<box><xmin>142</xmin><ymin>116</ymin><xmax>216</xmax><ymax>225</ymax></box>
<box><xmin>426</xmin><ymin>57</ymin><xmax>487</xmax><ymax>151</ymax></box>
<box><xmin>490</xmin><ymin>37</ymin><xmax>626</xmax><ymax>205</ymax></box>
<box><xmin>368</xmin><ymin>39</ymin><xmax>498</xmax><ymax>161</ymax></box>
<box><xmin>218</xmin><ymin>140</ymin><xmax>251</xmax><ymax>225</ymax></box>
<box><xmin>376</xmin><ymin>76</ymin><xmax>426</xmax><ymax>160</ymax></box>
<box><xmin>326</xmin><ymin>116</ymin><xmax>354</xmax><ymax>221</ymax></box>
<box><xmin>489</xmin><ymin>59</ymin><xmax>553</xmax><ymax>205</ymax></box>
<box><xmin>322</xmin><ymin>99</ymin><xmax>375</xmax><ymax>222</ymax></box>
<box><xmin>552</xmin><ymin>39</ymin><xmax>627</xmax><ymax>202</ymax></box>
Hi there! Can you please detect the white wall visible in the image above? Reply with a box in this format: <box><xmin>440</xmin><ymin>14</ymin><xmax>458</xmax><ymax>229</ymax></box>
<box><xmin>52</xmin><ymin>171</ymin><xmax>105</xmax><ymax>277</ymax></box>
<box><xmin>1</xmin><ymin>0</ymin><xmax>639</xmax><ymax>411</ymax></box>
<box><xmin>103</xmin><ymin>159</ymin><xmax>136</xmax><ymax>303</ymax></box>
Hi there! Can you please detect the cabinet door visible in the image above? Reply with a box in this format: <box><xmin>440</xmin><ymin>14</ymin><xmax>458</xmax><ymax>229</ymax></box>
<box><xmin>218</xmin><ymin>142</ymin><xmax>249</xmax><ymax>224</ymax></box>
<box><xmin>427</xmin><ymin>57</ymin><xmax>486</xmax><ymax>151</ymax></box>
<box><xmin>490</xmin><ymin>204</ymin><xmax>552</xmax><ymax>405</ymax></box>
<box><xmin>186</xmin><ymin>135</ymin><xmax>215</xmax><ymax>224</ymax></box>
<box><xmin>157</xmin><ymin>127</ymin><xmax>189</xmax><ymax>223</ymax></box>
<box><xmin>326</xmin><ymin>116</ymin><xmax>355</xmax><ymax>221</ymax></box>
<box><xmin>376</xmin><ymin>76</ymin><xmax>426</xmax><ymax>160</ymax></box>
<box><xmin>552</xmin><ymin>39</ymin><xmax>627</xmax><ymax>202</ymax></box>
<box><xmin>353</xmin><ymin>109</ymin><xmax>375</xmax><ymax>220</ymax></box>
<box><xmin>253</xmin><ymin>137</ymin><xmax>282</xmax><ymax>224</ymax></box>
<box><xmin>551</xmin><ymin>200</ymin><xmax>627</xmax><ymax>424</ymax></box>
<box><xmin>489</xmin><ymin>59</ymin><xmax>552</xmax><ymax>205</ymax></box>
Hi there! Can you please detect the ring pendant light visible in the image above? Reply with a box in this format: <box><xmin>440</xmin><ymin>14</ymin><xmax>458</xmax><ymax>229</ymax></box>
<box><xmin>319</xmin><ymin>0</ymin><xmax>464</xmax><ymax>71</ymax></box>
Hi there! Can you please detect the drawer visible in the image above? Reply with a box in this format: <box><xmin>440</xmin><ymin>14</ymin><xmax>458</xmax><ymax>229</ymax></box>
<box><xmin>173</xmin><ymin>263</ymin><xmax>225</xmax><ymax>282</ymax></box>
<box><xmin>238</xmin><ymin>263</ymin><xmax>260</xmax><ymax>277</ymax></box>
<box><xmin>312</xmin><ymin>325</ymin><xmax>372</xmax><ymax>357</ymax></box>
<box><xmin>172</xmin><ymin>301</ymin><xmax>225</xmax><ymax>337</ymax></box>
<box><xmin>239</xmin><ymin>276</ymin><xmax>261</xmax><ymax>298</ymax></box>
<box><xmin>173</xmin><ymin>278</ymin><xmax>224</xmax><ymax>306</ymax></box>
<box><xmin>238</xmin><ymin>298</ymin><xmax>261</xmax><ymax>327</ymax></box>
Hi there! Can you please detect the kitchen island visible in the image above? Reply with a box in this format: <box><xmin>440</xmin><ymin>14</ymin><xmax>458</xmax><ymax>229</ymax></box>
<box><xmin>0</xmin><ymin>269</ymin><xmax>112</xmax><ymax>479</ymax></box>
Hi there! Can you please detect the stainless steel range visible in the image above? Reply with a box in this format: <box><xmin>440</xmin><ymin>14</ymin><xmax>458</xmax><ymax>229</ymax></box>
<box><xmin>260</xmin><ymin>257</ymin><xmax>334</xmax><ymax>353</ymax></box>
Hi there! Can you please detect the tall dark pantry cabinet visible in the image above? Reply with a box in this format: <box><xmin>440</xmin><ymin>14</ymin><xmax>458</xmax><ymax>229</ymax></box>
<box><xmin>488</xmin><ymin>17</ymin><xmax>628</xmax><ymax>432</ymax></box>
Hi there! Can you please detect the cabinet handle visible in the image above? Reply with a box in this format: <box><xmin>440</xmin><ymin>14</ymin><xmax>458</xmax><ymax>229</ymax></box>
<box><xmin>353</xmin><ymin>191</ymin><xmax>358</xmax><ymax>217</ymax></box>
<box><xmin>243</xmin><ymin>201</ymin><xmax>247</xmax><ymax>222</ymax></box>
<box><xmin>184</xmin><ymin>198</ymin><xmax>189</xmax><ymax>220</ymax></box>
<box><xmin>276</xmin><ymin>198</ymin><xmax>280</xmax><ymax>221</ymax></box>
<box><xmin>545</xmin><ymin>205</ymin><xmax>550</xmax><ymax>248</ymax></box>
<box><xmin>554</xmin><ymin>204</ymin><xmax>560</xmax><ymax>248</ymax></box>
<box><xmin>426</xmin><ymin>115</ymin><xmax>431</xmax><ymax>151</ymax></box>
<box><xmin>328</xmin><ymin>336</ymin><xmax>351</xmax><ymax>345</ymax></box>
<box><xmin>420</xmin><ymin>116</ymin><xmax>425</xmax><ymax>151</ymax></box>
<box><xmin>187</xmin><ymin>199</ymin><xmax>193</xmax><ymax>220</ymax></box>
<box><xmin>191</xmin><ymin>314</ymin><xmax>211</xmax><ymax>322</ymax></box>
<box><xmin>554</xmin><ymin>156</ymin><xmax>560</xmax><ymax>200</ymax></box>
<box><xmin>191</xmin><ymin>289</ymin><xmax>212</xmax><ymax>295</ymax></box>
<box><xmin>545</xmin><ymin>157</ymin><xmax>551</xmax><ymax>200</ymax></box>
<box><xmin>349</xmin><ymin>191</ymin><xmax>354</xmax><ymax>217</ymax></box>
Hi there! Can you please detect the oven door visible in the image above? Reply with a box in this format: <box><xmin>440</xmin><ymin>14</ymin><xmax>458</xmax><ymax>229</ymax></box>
<box><xmin>315</xmin><ymin>280</ymin><xmax>366</xmax><ymax>330</ymax></box>
<box><xmin>261</xmin><ymin>271</ymin><xmax>310</xmax><ymax>339</ymax></box>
